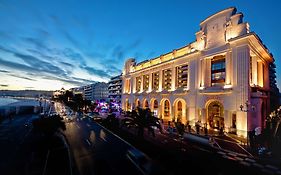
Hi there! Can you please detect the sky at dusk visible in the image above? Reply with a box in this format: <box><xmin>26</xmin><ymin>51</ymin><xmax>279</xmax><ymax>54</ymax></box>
<box><xmin>0</xmin><ymin>0</ymin><xmax>280</xmax><ymax>90</ymax></box>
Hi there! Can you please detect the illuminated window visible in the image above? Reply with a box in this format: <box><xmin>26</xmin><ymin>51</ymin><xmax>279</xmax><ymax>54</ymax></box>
<box><xmin>163</xmin><ymin>69</ymin><xmax>172</xmax><ymax>90</ymax></box>
<box><xmin>176</xmin><ymin>64</ymin><xmax>188</xmax><ymax>88</ymax></box>
<box><xmin>152</xmin><ymin>72</ymin><xmax>159</xmax><ymax>90</ymax></box>
<box><xmin>143</xmin><ymin>74</ymin><xmax>149</xmax><ymax>91</ymax></box>
<box><xmin>136</xmin><ymin>76</ymin><xmax>141</xmax><ymax>92</ymax></box>
<box><xmin>211</xmin><ymin>56</ymin><xmax>225</xmax><ymax>86</ymax></box>
<box><xmin>125</xmin><ymin>79</ymin><xmax>131</xmax><ymax>93</ymax></box>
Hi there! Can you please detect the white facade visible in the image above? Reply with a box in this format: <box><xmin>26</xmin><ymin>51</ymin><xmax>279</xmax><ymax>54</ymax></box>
<box><xmin>108</xmin><ymin>74</ymin><xmax>122</xmax><ymax>102</ymax></box>
<box><xmin>84</xmin><ymin>82</ymin><xmax>109</xmax><ymax>101</ymax></box>
<box><xmin>121</xmin><ymin>7</ymin><xmax>273</xmax><ymax>138</ymax></box>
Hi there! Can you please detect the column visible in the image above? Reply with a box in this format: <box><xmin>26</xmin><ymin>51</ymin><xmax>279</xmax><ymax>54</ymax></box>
<box><xmin>236</xmin><ymin>45</ymin><xmax>250</xmax><ymax>138</ymax></box>
<box><xmin>132</xmin><ymin>76</ymin><xmax>136</xmax><ymax>93</ymax></box>
<box><xmin>204</xmin><ymin>58</ymin><xmax>211</xmax><ymax>87</ymax></box>
<box><xmin>148</xmin><ymin>73</ymin><xmax>152</xmax><ymax>92</ymax></box>
<box><xmin>159</xmin><ymin>70</ymin><xmax>163</xmax><ymax>91</ymax></box>
<box><xmin>257</xmin><ymin>61</ymin><xmax>264</xmax><ymax>87</ymax></box>
<box><xmin>140</xmin><ymin>74</ymin><xmax>144</xmax><ymax>92</ymax></box>
<box><xmin>225</xmin><ymin>51</ymin><xmax>232</xmax><ymax>85</ymax></box>
<box><xmin>171</xmin><ymin>66</ymin><xmax>176</xmax><ymax>91</ymax></box>
<box><xmin>199</xmin><ymin>59</ymin><xmax>204</xmax><ymax>87</ymax></box>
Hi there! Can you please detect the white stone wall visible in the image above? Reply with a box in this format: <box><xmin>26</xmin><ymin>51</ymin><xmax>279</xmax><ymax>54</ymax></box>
<box><xmin>121</xmin><ymin>7</ymin><xmax>272</xmax><ymax>138</ymax></box>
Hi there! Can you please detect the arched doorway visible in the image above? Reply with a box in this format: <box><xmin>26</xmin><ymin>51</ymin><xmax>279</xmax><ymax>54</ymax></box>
<box><xmin>162</xmin><ymin>99</ymin><xmax>170</xmax><ymax>120</ymax></box>
<box><xmin>207</xmin><ymin>101</ymin><xmax>224</xmax><ymax>130</ymax></box>
<box><xmin>125</xmin><ymin>99</ymin><xmax>130</xmax><ymax>111</ymax></box>
<box><xmin>174</xmin><ymin>99</ymin><xmax>187</xmax><ymax>123</ymax></box>
<box><xmin>150</xmin><ymin>99</ymin><xmax>158</xmax><ymax>117</ymax></box>
<box><xmin>176</xmin><ymin>101</ymin><xmax>183</xmax><ymax>122</ymax></box>
<box><xmin>143</xmin><ymin>99</ymin><xmax>149</xmax><ymax>109</ymax></box>
<box><xmin>135</xmin><ymin>99</ymin><xmax>140</xmax><ymax>108</ymax></box>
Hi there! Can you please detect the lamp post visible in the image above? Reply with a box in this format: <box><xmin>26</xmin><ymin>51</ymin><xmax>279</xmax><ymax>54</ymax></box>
<box><xmin>239</xmin><ymin>100</ymin><xmax>256</xmax><ymax>148</ymax></box>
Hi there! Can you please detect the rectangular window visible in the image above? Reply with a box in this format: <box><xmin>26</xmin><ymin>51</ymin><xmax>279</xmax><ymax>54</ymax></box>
<box><xmin>163</xmin><ymin>69</ymin><xmax>172</xmax><ymax>90</ymax></box>
<box><xmin>176</xmin><ymin>64</ymin><xmax>188</xmax><ymax>88</ymax></box>
<box><xmin>143</xmin><ymin>74</ymin><xmax>149</xmax><ymax>91</ymax></box>
<box><xmin>211</xmin><ymin>56</ymin><xmax>225</xmax><ymax>86</ymax></box>
<box><xmin>125</xmin><ymin>79</ymin><xmax>131</xmax><ymax>93</ymax></box>
<box><xmin>136</xmin><ymin>76</ymin><xmax>141</xmax><ymax>92</ymax></box>
<box><xmin>152</xmin><ymin>72</ymin><xmax>159</xmax><ymax>91</ymax></box>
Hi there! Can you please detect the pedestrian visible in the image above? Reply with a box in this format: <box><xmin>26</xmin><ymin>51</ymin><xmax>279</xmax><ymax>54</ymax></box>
<box><xmin>219</xmin><ymin>127</ymin><xmax>224</xmax><ymax>135</ymax></box>
<box><xmin>188</xmin><ymin>124</ymin><xmax>191</xmax><ymax>133</ymax></box>
<box><xmin>204</xmin><ymin>126</ymin><xmax>208</xmax><ymax>136</ymax></box>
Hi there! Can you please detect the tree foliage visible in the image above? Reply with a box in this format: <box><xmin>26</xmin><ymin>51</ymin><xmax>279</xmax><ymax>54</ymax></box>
<box><xmin>122</xmin><ymin>107</ymin><xmax>162</xmax><ymax>138</ymax></box>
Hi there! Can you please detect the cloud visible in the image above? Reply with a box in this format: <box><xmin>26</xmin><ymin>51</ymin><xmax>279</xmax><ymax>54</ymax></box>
<box><xmin>22</xmin><ymin>37</ymin><xmax>47</xmax><ymax>51</ymax></box>
<box><xmin>0</xmin><ymin>45</ymin><xmax>13</xmax><ymax>53</ymax></box>
<box><xmin>62</xmin><ymin>48</ymin><xmax>86</xmax><ymax>66</ymax></box>
<box><xmin>0</xmin><ymin>69</ymin><xmax>9</xmax><ymax>73</ymax></box>
<box><xmin>80</xmin><ymin>65</ymin><xmax>111</xmax><ymax>79</ymax></box>
<box><xmin>14</xmin><ymin>53</ymin><xmax>67</xmax><ymax>76</ymax></box>
<box><xmin>60</xmin><ymin>61</ymin><xmax>74</xmax><ymax>68</ymax></box>
<box><xmin>9</xmin><ymin>74</ymin><xmax>36</xmax><ymax>81</ymax></box>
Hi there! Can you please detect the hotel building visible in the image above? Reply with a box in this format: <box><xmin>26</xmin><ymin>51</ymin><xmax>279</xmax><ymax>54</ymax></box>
<box><xmin>121</xmin><ymin>7</ymin><xmax>273</xmax><ymax>137</ymax></box>
<box><xmin>108</xmin><ymin>74</ymin><xmax>122</xmax><ymax>103</ymax></box>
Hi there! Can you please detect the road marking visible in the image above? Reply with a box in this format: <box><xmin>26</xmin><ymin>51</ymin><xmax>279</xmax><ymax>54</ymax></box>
<box><xmin>85</xmin><ymin>139</ymin><xmax>91</xmax><ymax>146</ymax></box>
<box><xmin>75</xmin><ymin>124</ymin><xmax>80</xmax><ymax>129</ymax></box>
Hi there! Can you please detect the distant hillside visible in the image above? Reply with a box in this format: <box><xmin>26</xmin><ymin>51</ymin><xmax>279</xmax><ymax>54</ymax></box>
<box><xmin>0</xmin><ymin>90</ymin><xmax>53</xmax><ymax>98</ymax></box>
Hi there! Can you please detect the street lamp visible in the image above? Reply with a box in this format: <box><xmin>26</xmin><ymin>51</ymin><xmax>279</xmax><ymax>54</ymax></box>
<box><xmin>239</xmin><ymin>100</ymin><xmax>256</xmax><ymax>148</ymax></box>
<box><xmin>240</xmin><ymin>100</ymin><xmax>256</xmax><ymax>112</ymax></box>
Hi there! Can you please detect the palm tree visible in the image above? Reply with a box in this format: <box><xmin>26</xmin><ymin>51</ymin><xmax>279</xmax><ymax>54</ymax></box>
<box><xmin>122</xmin><ymin>107</ymin><xmax>162</xmax><ymax>138</ymax></box>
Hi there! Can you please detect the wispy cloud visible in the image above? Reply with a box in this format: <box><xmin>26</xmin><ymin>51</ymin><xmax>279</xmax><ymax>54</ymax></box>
<box><xmin>9</xmin><ymin>74</ymin><xmax>36</xmax><ymax>81</ymax></box>
<box><xmin>80</xmin><ymin>65</ymin><xmax>111</xmax><ymax>79</ymax></box>
<box><xmin>0</xmin><ymin>69</ymin><xmax>9</xmax><ymax>73</ymax></box>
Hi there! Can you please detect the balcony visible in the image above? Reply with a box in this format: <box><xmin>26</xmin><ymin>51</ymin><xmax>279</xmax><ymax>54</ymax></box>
<box><xmin>199</xmin><ymin>86</ymin><xmax>232</xmax><ymax>94</ymax></box>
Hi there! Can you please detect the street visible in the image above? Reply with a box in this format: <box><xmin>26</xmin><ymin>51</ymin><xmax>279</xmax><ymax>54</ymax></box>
<box><xmin>63</xmin><ymin>116</ymin><xmax>146</xmax><ymax>175</ymax></box>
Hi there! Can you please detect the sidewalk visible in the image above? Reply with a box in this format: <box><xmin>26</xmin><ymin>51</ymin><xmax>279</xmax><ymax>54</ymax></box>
<box><xmin>119</xmin><ymin>124</ymin><xmax>281</xmax><ymax>175</ymax></box>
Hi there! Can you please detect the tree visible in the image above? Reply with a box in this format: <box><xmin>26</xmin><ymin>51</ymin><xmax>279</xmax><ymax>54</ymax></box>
<box><xmin>32</xmin><ymin>114</ymin><xmax>66</xmax><ymax>136</ymax></box>
<box><xmin>121</xmin><ymin>107</ymin><xmax>162</xmax><ymax>138</ymax></box>
<box><xmin>269</xmin><ymin>61</ymin><xmax>280</xmax><ymax>112</ymax></box>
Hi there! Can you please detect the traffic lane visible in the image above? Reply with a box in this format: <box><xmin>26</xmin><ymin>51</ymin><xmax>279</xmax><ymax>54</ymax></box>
<box><xmin>76</xmin><ymin>117</ymin><xmax>144</xmax><ymax>175</ymax></box>
<box><xmin>65</xmin><ymin>117</ymin><xmax>142</xmax><ymax>175</ymax></box>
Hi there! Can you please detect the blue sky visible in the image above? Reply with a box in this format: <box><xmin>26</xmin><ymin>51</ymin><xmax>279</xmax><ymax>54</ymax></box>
<box><xmin>0</xmin><ymin>0</ymin><xmax>280</xmax><ymax>90</ymax></box>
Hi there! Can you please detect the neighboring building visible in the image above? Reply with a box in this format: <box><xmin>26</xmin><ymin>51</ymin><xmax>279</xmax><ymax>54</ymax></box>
<box><xmin>84</xmin><ymin>82</ymin><xmax>108</xmax><ymax>101</ymax></box>
<box><xmin>84</xmin><ymin>84</ymin><xmax>95</xmax><ymax>101</ymax></box>
<box><xmin>108</xmin><ymin>74</ymin><xmax>122</xmax><ymax>103</ymax></box>
<box><xmin>93</xmin><ymin>82</ymin><xmax>108</xmax><ymax>101</ymax></box>
<box><xmin>269</xmin><ymin>62</ymin><xmax>280</xmax><ymax>112</ymax></box>
<box><xmin>121</xmin><ymin>7</ymin><xmax>273</xmax><ymax>138</ymax></box>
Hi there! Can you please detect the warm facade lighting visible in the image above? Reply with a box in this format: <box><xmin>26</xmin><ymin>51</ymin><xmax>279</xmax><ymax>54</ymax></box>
<box><xmin>121</xmin><ymin>7</ymin><xmax>273</xmax><ymax>139</ymax></box>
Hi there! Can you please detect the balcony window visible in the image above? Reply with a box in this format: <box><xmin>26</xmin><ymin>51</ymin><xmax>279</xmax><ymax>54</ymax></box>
<box><xmin>163</xmin><ymin>69</ymin><xmax>172</xmax><ymax>90</ymax></box>
<box><xmin>211</xmin><ymin>56</ymin><xmax>225</xmax><ymax>86</ymax></box>
<box><xmin>152</xmin><ymin>72</ymin><xmax>159</xmax><ymax>91</ymax></box>
<box><xmin>143</xmin><ymin>74</ymin><xmax>149</xmax><ymax>91</ymax></box>
<box><xmin>176</xmin><ymin>64</ymin><xmax>188</xmax><ymax>88</ymax></box>
<box><xmin>136</xmin><ymin>76</ymin><xmax>141</xmax><ymax>92</ymax></box>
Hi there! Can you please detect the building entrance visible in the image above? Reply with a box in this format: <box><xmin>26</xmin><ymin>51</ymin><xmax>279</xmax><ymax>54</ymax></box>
<box><xmin>207</xmin><ymin>101</ymin><xmax>224</xmax><ymax>130</ymax></box>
